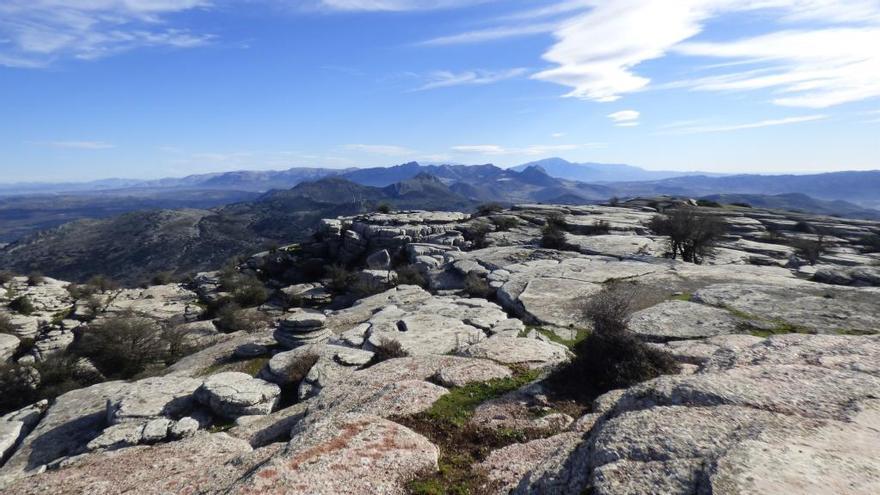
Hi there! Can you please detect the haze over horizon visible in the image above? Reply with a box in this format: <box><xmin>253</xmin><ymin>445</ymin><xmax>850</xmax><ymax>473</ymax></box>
<box><xmin>2</xmin><ymin>1</ymin><xmax>879</xmax><ymax>182</ymax></box>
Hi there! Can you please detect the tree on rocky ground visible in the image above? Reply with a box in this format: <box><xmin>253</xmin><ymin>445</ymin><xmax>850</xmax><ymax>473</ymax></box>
<box><xmin>491</xmin><ymin>216</ymin><xmax>519</xmax><ymax>232</ymax></box>
<box><xmin>549</xmin><ymin>283</ymin><xmax>679</xmax><ymax>401</ymax></box>
<box><xmin>9</xmin><ymin>295</ymin><xmax>35</xmax><ymax>315</ymax></box>
<box><xmin>219</xmin><ymin>266</ymin><xmax>268</xmax><ymax>307</ymax></box>
<box><xmin>0</xmin><ymin>313</ymin><xmax>15</xmax><ymax>334</ymax></box>
<box><xmin>26</xmin><ymin>272</ymin><xmax>45</xmax><ymax>286</ymax></box>
<box><xmin>791</xmin><ymin>235</ymin><xmax>825</xmax><ymax>266</ymax></box>
<box><xmin>541</xmin><ymin>213</ymin><xmax>569</xmax><ymax>249</ymax></box>
<box><xmin>71</xmin><ymin>314</ymin><xmax>166</xmax><ymax>379</ymax></box>
<box><xmin>0</xmin><ymin>270</ymin><xmax>14</xmax><ymax>285</ymax></box>
<box><xmin>472</xmin><ymin>202</ymin><xmax>504</xmax><ymax>218</ymax></box>
<box><xmin>215</xmin><ymin>303</ymin><xmax>271</xmax><ymax>333</ymax></box>
<box><xmin>648</xmin><ymin>208</ymin><xmax>727</xmax><ymax>264</ymax></box>
<box><xmin>395</xmin><ymin>265</ymin><xmax>427</xmax><ymax>288</ymax></box>
<box><xmin>463</xmin><ymin>272</ymin><xmax>492</xmax><ymax>298</ymax></box>
<box><xmin>368</xmin><ymin>337</ymin><xmax>408</xmax><ymax>365</ymax></box>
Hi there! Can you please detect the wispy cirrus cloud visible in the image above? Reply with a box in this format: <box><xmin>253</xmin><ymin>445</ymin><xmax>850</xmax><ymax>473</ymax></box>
<box><xmin>414</xmin><ymin>68</ymin><xmax>527</xmax><ymax>90</ymax></box>
<box><xmin>0</xmin><ymin>0</ymin><xmax>213</xmax><ymax>68</ymax></box>
<box><xmin>34</xmin><ymin>140</ymin><xmax>115</xmax><ymax>150</ymax></box>
<box><xmin>316</xmin><ymin>0</ymin><xmax>493</xmax><ymax>12</ymax></box>
<box><xmin>659</xmin><ymin>114</ymin><xmax>827</xmax><ymax>134</ymax></box>
<box><xmin>452</xmin><ymin>143</ymin><xmax>602</xmax><ymax>156</ymax></box>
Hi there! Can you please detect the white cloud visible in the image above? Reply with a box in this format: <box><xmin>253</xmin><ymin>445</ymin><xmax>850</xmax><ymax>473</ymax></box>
<box><xmin>318</xmin><ymin>0</ymin><xmax>492</xmax><ymax>12</ymax></box>
<box><xmin>526</xmin><ymin>0</ymin><xmax>880</xmax><ymax>108</ymax></box>
<box><xmin>660</xmin><ymin>114</ymin><xmax>827</xmax><ymax>134</ymax></box>
<box><xmin>415</xmin><ymin>68</ymin><xmax>527</xmax><ymax>90</ymax></box>
<box><xmin>452</xmin><ymin>143</ymin><xmax>593</xmax><ymax>156</ymax></box>
<box><xmin>344</xmin><ymin>144</ymin><xmax>415</xmax><ymax>156</ymax></box>
<box><xmin>551</xmin><ymin>132</ymin><xmax>565</xmax><ymax>138</ymax></box>
<box><xmin>39</xmin><ymin>140</ymin><xmax>115</xmax><ymax>150</ymax></box>
<box><xmin>607</xmin><ymin>110</ymin><xmax>640</xmax><ymax>126</ymax></box>
<box><xmin>419</xmin><ymin>22</ymin><xmax>558</xmax><ymax>46</ymax></box>
<box><xmin>0</xmin><ymin>0</ymin><xmax>212</xmax><ymax>67</ymax></box>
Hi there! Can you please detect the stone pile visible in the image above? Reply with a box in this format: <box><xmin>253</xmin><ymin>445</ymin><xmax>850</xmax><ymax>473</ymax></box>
<box><xmin>274</xmin><ymin>309</ymin><xmax>331</xmax><ymax>349</ymax></box>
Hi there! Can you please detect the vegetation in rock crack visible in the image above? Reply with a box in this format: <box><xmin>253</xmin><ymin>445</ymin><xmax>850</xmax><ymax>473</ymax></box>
<box><xmin>549</xmin><ymin>283</ymin><xmax>680</xmax><ymax>402</ymax></box>
<box><xmin>367</xmin><ymin>337</ymin><xmax>408</xmax><ymax>365</ymax></box>
<box><xmin>150</xmin><ymin>271</ymin><xmax>177</xmax><ymax>286</ymax></box>
<box><xmin>395</xmin><ymin>264</ymin><xmax>428</xmax><ymax>288</ymax></box>
<box><xmin>581</xmin><ymin>219</ymin><xmax>611</xmax><ymax>235</ymax></box>
<box><xmin>490</xmin><ymin>215</ymin><xmax>519</xmax><ymax>232</ymax></box>
<box><xmin>860</xmin><ymin>234</ymin><xmax>880</xmax><ymax>253</ymax></box>
<box><xmin>219</xmin><ymin>267</ymin><xmax>268</xmax><ymax>307</ymax></box>
<box><xmin>791</xmin><ymin>235</ymin><xmax>825</xmax><ymax>266</ymax></box>
<box><xmin>376</xmin><ymin>202</ymin><xmax>393</xmax><ymax>214</ymax></box>
<box><xmin>648</xmin><ymin>208</ymin><xmax>727</xmax><ymax>264</ymax></box>
<box><xmin>398</xmin><ymin>369</ymin><xmax>545</xmax><ymax>495</ymax></box>
<box><xmin>696</xmin><ymin>199</ymin><xmax>722</xmax><ymax>208</ymax></box>
<box><xmin>0</xmin><ymin>355</ymin><xmax>102</xmax><ymax>416</ymax></box>
<box><xmin>473</xmin><ymin>202</ymin><xmax>504</xmax><ymax>218</ymax></box>
<box><xmin>324</xmin><ymin>263</ymin><xmax>356</xmax><ymax>294</ymax></box>
<box><xmin>464</xmin><ymin>223</ymin><xmax>491</xmax><ymax>249</ymax></box>
<box><xmin>540</xmin><ymin>213</ymin><xmax>569</xmax><ymax>249</ymax></box>
<box><xmin>463</xmin><ymin>272</ymin><xmax>493</xmax><ymax>298</ymax></box>
<box><xmin>0</xmin><ymin>270</ymin><xmax>14</xmax><ymax>285</ymax></box>
<box><xmin>9</xmin><ymin>295</ymin><xmax>35</xmax><ymax>315</ymax></box>
<box><xmin>215</xmin><ymin>303</ymin><xmax>271</xmax><ymax>333</ymax></box>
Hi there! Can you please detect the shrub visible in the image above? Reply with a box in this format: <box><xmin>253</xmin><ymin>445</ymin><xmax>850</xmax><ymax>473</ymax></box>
<box><xmin>376</xmin><ymin>203</ymin><xmax>392</xmax><ymax>214</ymax></box>
<box><xmin>0</xmin><ymin>364</ymin><xmax>40</xmax><ymax>415</ymax></box>
<box><xmin>72</xmin><ymin>315</ymin><xmax>165</xmax><ymax>379</ymax></box>
<box><xmin>491</xmin><ymin>216</ymin><xmax>519</xmax><ymax>232</ymax></box>
<box><xmin>731</xmin><ymin>202</ymin><xmax>752</xmax><ymax>208</ymax></box>
<box><xmin>582</xmin><ymin>219</ymin><xmax>611</xmax><ymax>235</ymax></box>
<box><xmin>368</xmin><ymin>337</ymin><xmax>408</xmax><ymax>365</ymax></box>
<box><xmin>215</xmin><ymin>303</ymin><xmax>271</xmax><ymax>333</ymax></box>
<box><xmin>608</xmin><ymin>196</ymin><xmax>620</xmax><ymax>207</ymax></box>
<box><xmin>220</xmin><ymin>269</ymin><xmax>268</xmax><ymax>307</ymax></box>
<box><xmin>67</xmin><ymin>283</ymin><xmax>96</xmax><ymax>300</ymax></box>
<box><xmin>696</xmin><ymin>199</ymin><xmax>721</xmax><ymax>208</ymax></box>
<box><xmin>324</xmin><ymin>263</ymin><xmax>355</xmax><ymax>294</ymax></box>
<box><xmin>648</xmin><ymin>209</ymin><xmax>726</xmax><ymax>264</ymax></box>
<box><xmin>463</xmin><ymin>272</ymin><xmax>492</xmax><ymax>298</ymax></box>
<box><xmin>473</xmin><ymin>203</ymin><xmax>504</xmax><ymax>218</ymax></box>
<box><xmin>0</xmin><ymin>313</ymin><xmax>15</xmax><ymax>334</ymax></box>
<box><xmin>860</xmin><ymin>234</ymin><xmax>880</xmax><ymax>253</ymax></box>
<box><xmin>395</xmin><ymin>265</ymin><xmax>427</xmax><ymax>288</ymax></box>
<box><xmin>86</xmin><ymin>275</ymin><xmax>119</xmax><ymax>292</ymax></box>
<box><xmin>791</xmin><ymin>236</ymin><xmax>825</xmax><ymax>265</ymax></box>
<box><xmin>351</xmin><ymin>276</ymin><xmax>390</xmax><ymax>298</ymax></box>
<box><xmin>9</xmin><ymin>296</ymin><xmax>35</xmax><ymax>315</ymax></box>
<box><xmin>541</xmin><ymin>216</ymin><xmax>569</xmax><ymax>249</ymax></box>
<box><xmin>464</xmin><ymin>223</ymin><xmax>491</xmax><ymax>249</ymax></box>
<box><xmin>26</xmin><ymin>272</ymin><xmax>45</xmax><ymax>286</ymax></box>
<box><xmin>151</xmin><ymin>271</ymin><xmax>176</xmax><ymax>286</ymax></box>
<box><xmin>549</xmin><ymin>284</ymin><xmax>679</xmax><ymax>400</ymax></box>
<box><xmin>793</xmin><ymin>221</ymin><xmax>817</xmax><ymax>234</ymax></box>
<box><xmin>0</xmin><ymin>271</ymin><xmax>14</xmax><ymax>285</ymax></box>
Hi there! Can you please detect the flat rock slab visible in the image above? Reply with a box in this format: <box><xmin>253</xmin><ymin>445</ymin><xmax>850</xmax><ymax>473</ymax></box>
<box><xmin>0</xmin><ymin>333</ymin><xmax>19</xmax><ymax>362</ymax></box>
<box><xmin>434</xmin><ymin>359</ymin><xmax>513</xmax><ymax>387</ymax></box>
<box><xmin>2</xmin><ymin>433</ymin><xmax>263</xmax><ymax>495</ymax></box>
<box><xmin>229</xmin><ymin>413</ymin><xmax>439</xmax><ymax>495</ymax></box>
<box><xmin>196</xmin><ymin>372</ymin><xmax>281</xmax><ymax>419</ymax></box>
<box><xmin>692</xmin><ymin>283</ymin><xmax>880</xmax><ymax>334</ymax></box>
<box><xmin>629</xmin><ymin>300</ymin><xmax>744</xmax><ymax>342</ymax></box>
<box><xmin>565</xmin><ymin>234</ymin><xmax>663</xmax><ymax>258</ymax></box>
<box><xmin>107</xmin><ymin>376</ymin><xmax>202</xmax><ymax>424</ymax></box>
<box><xmin>460</xmin><ymin>337</ymin><xmax>571</xmax><ymax>369</ymax></box>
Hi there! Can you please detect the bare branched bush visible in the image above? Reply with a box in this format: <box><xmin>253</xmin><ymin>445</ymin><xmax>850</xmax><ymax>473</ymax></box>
<box><xmin>368</xmin><ymin>337</ymin><xmax>408</xmax><ymax>365</ymax></box>
<box><xmin>473</xmin><ymin>203</ymin><xmax>504</xmax><ymax>218</ymax></box>
<box><xmin>549</xmin><ymin>283</ymin><xmax>680</xmax><ymax>401</ymax></box>
<box><xmin>26</xmin><ymin>272</ymin><xmax>45</xmax><ymax>286</ymax></box>
<box><xmin>491</xmin><ymin>216</ymin><xmax>519</xmax><ymax>232</ymax></box>
<box><xmin>648</xmin><ymin>209</ymin><xmax>726</xmax><ymax>264</ymax></box>
<box><xmin>72</xmin><ymin>315</ymin><xmax>166</xmax><ymax>379</ymax></box>
<box><xmin>463</xmin><ymin>272</ymin><xmax>492</xmax><ymax>298</ymax></box>
<box><xmin>0</xmin><ymin>313</ymin><xmax>15</xmax><ymax>334</ymax></box>
<box><xmin>395</xmin><ymin>265</ymin><xmax>428</xmax><ymax>288</ymax></box>
<box><xmin>0</xmin><ymin>271</ymin><xmax>14</xmax><ymax>285</ymax></box>
<box><xmin>791</xmin><ymin>235</ymin><xmax>825</xmax><ymax>266</ymax></box>
<box><xmin>9</xmin><ymin>296</ymin><xmax>35</xmax><ymax>315</ymax></box>
<box><xmin>215</xmin><ymin>303</ymin><xmax>271</xmax><ymax>333</ymax></box>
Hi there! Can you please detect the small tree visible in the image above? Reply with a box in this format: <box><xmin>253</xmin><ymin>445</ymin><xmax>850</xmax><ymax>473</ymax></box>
<box><xmin>215</xmin><ymin>303</ymin><xmax>271</xmax><ymax>333</ymax></box>
<box><xmin>582</xmin><ymin>219</ymin><xmax>611</xmax><ymax>235</ymax></box>
<box><xmin>608</xmin><ymin>196</ymin><xmax>620</xmax><ymax>207</ymax></box>
<box><xmin>491</xmin><ymin>216</ymin><xmax>519</xmax><ymax>232</ymax></box>
<box><xmin>0</xmin><ymin>271</ymin><xmax>14</xmax><ymax>285</ymax></box>
<box><xmin>648</xmin><ymin>209</ymin><xmax>726</xmax><ymax>264</ymax></box>
<box><xmin>541</xmin><ymin>214</ymin><xmax>569</xmax><ymax>249</ymax></box>
<box><xmin>395</xmin><ymin>265</ymin><xmax>427</xmax><ymax>288</ymax></box>
<box><xmin>368</xmin><ymin>337</ymin><xmax>408</xmax><ymax>365</ymax></box>
<box><xmin>464</xmin><ymin>223</ymin><xmax>491</xmax><ymax>249</ymax></box>
<box><xmin>0</xmin><ymin>313</ymin><xmax>16</xmax><ymax>334</ymax></box>
<box><xmin>86</xmin><ymin>275</ymin><xmax>120</xmax><ymax>293</ymax></box>
<box><xmin>792</xmin><ymin>235</ymin><xmax>825</xmax><ymax>266</ymax></box>
<box><xmin>324</xmin><ymin>263</ymin><xmax>355</xmax><ymax>294</ymax></box>
<box><xmin>473</xmin><ymin>203</ymin><xmax>504</xmax><ymax>218</ymax></box>
<box><xmin>463</xmin><ymin>272</ymin><xmax>492</xmax><ymax>298</ymax></box>
<box><xmin>151</xmin><ymin>271</ymin><xmax>176</xmax><ymax>286</ymax></box>
<box><xmin>376</xmin><ymin>203</ymin><xmax>392</xmax><ymax>214</ymax></box>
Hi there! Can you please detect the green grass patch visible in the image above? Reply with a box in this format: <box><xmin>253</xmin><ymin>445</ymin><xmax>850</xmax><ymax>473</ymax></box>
<box><xmin>748</xmin><ymin>321</ymin><xmax>812</xmax><ymax>338</ymax></box>
<box><xmin>425</xmin><ymin>369</ymin><xmax>541</xmax><ymax>427</ymax></box>
<box><xmin>670</xmin><ymin>292</ymin><xmax>693</xmax><ymax>302</ymax></box>
<box><xmin>534</xmin><ymin>327</ymin><xmax>589</xmax><ymax>349</ymax></box>
<box><xmin>836</xmin><ymin>328</ymin><xmax>877</xmax><ymax>336</ymax></box>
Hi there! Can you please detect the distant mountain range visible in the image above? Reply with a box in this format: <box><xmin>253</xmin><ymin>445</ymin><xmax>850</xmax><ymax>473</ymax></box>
<box><xmin>511</xmin><ymin>157</ymin><xmax>719</xmax><ymax>182</ymax></box>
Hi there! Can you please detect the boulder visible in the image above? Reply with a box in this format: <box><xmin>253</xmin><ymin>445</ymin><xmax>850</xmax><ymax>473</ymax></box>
<box><xmin>195</xmin><ymin>372</ymin><xmax>281</xmax><ymax>419</ymax></box>
<box><xmin>0</xmin><ymin>333</ymin><xmax>18</xmax><ymax>362</ymax></box>
<box><xmin>228</xmin><ymin>414</ymin><xmax>439</xmax><ymax>495</ymax></box>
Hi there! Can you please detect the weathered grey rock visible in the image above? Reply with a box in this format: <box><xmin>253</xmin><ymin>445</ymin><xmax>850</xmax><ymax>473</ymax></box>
<box><xmin>460</xmin><ymin>336</ymin><xmax>571</xmax><ymax>369</ymax></box>
<box><xmin>565</xmin><ymin>234</ymin><xmax>663</xmax><ymax>258</ymax></box>
<box><xmin>169</xmin><ymin>416</ymin><xmax>200</xmax><ymax>439</ymax></box>
<box><xmin>99</xmin><ymin>284</ymin><xmax>200</xmax><ymax>323</ymax></box>
<box><xmin>0</xmin><ymin>380</ymin><xmax>128</xmax><ymax>480</ymax></box>
<box><xmin>434</xmin><ymin>359</ymin><xmax>512</xmax><ymax>387</ymax></box>
<box><xmin>629</xmin><ymin>300</ymin><xmax>744</xmax><ymax>342</ymax></box>
<box><xmin>227</xmin><ymin>401</ymin><xmax>310</xmax><ymax>447</ymax></box>
<box><xmin>481</xmin><ymin>432</ymin><xmax>583</xmax><ymax>494</ymax></box>
<box><xmin>229</xmin><ymin>413</ymin><xmax>439</xmax><ymax>495</ymax></box>
<box><xmin>281</xmin><ymin>282</ymin><xmax>332</xmax><ymax>306</ymax></box>
<box><xmin>3</xmin><ymin>433</ymin><xmax>261</xmax><ymax>495</ymax></box>
<box><xmin>0</xmin><ymin>421</ymin><xmax>23</xmax><ymax>462</ymax></box>
<box><xmin>275</xmin><ymin>309</ymin><xmax>332</xmax><ymax>349</ymax></box>
<box><xmin>140</xmin><ymin>418</ymin><xmax>172</xmax><ymax>443</ymax></box>
<box><xmin>692</xmin><ymin>283</ymin><xmax>880</xmax><ymax>334</ymax></box>
<box><xmin>233</xmin><ymin>342</ymin><xmax>269</xmax><ymax>359</ymax></box>
<box><xmin>813</xmin><ymin>265</ymin><xmax>880</xmax><ymax>287</ymax></box>
<box><xmin>0</xmin><ymin>333</ymin><xmax>18</xmax><ymax>362</ymax></box>
<box><xmin>106</xmin><ymin>376</ymin><xmax>202</xmax><ymax>425</ymax></box>
<box><xmin>195</xmin><ymin>372</ymin><xmax>281</xmax><ymax>419</ymax></box>
<box><xmin>366</xmin><ymin>248</ymin><xmax>392</xmax><ymax>269</ymax></box>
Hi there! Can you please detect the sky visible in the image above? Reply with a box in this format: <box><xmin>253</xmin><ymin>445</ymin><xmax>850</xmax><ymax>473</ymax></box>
<box><xmin>1</xmin><ymin>0</ymin><xmax>879</xmax><ymax>182</ymax></box>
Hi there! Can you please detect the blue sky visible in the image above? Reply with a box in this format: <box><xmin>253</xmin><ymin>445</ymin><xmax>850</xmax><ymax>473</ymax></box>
<box><xmin>1</xmin><ymin>0</ymin><xmax>879</xmax><ymax>182</ymax></box>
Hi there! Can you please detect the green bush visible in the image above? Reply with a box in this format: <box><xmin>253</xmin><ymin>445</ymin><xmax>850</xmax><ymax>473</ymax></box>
<box><xmin>791</xmin><ymin>236</ymin><xmax>825</xmax><ymax>265</ymax></box>
<box><xmin>464</xmin><ymin>223</ymin><xmax>491</xmax><ymax>249</ymax></box>
<box><xmin>86</xmin><ymin>275</ymin><xmax>120</xmax><ymax>292</ymax></box>
<box><xmin>9</xmin><ymin>296</ymin><xmax>35</xmax><ymax>315</ymax></box>
<box><xmin>473</xmin><ymin>203</ymin><xmax>504</xmax><ymax>217</ymax></box>
<box><xmin>151</xmin><ymin>271</ymin><xmax>176</xmax><ymax>286</ymax></box>
<box><xmin>859</xmin><ymin>234</ymin><xmax>880</xmax><ymax>253</ymax></box>
<box><xmin>376</xmin><ymin>203</ymin><xmax>392</xmax><ymax>214</ymax></box>
<box><xmin>215</xmin><ymin>303</ymin><xmax>270</xmax><ymax>333</ymax></box>
<box><xmin>541</xmin><ymin>216</ymin><xmax>568</xmax><ymax>249</ymax></box>
<box><xmin>0</xmin><ymin>271</ymin><xmax>14</xmax><ymax>285</ymax></box>
<box><xmin>368</xmin><ymin>337</ymin><xmax>408</xmax><ymax>365</ymax></box>
<box><xmin>549</xmin><ymin>284</ymin><xmax>679</xmax><ymax>401</ymax></box>
<box><xmin>696</xmin><ymin>199</ymin><xmax>721</xmax><ymax>208</ymax></box>
<box><xmin>324</xmin><ymin>263</ymin><xmax>355</xmax><ymax>294</ymax></box>
<box><xmin>793</xmin><ymin>221</ymin><xmax>817</xmax><ymax>234</ymax></box>
<box><xmin>220</xmin><ymin>268</ymin><xmax>268</xmax><ymax>307</ymax></box>
<box><xmin>582</xmin><ymin>219</ymin><xmax>611</xmax><ymax>235</ymax></box>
